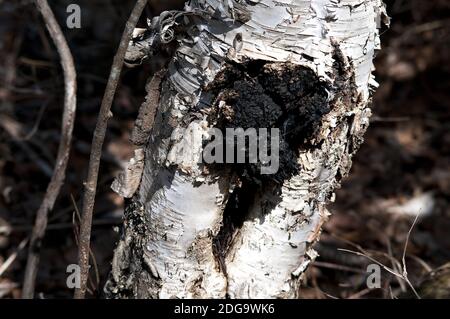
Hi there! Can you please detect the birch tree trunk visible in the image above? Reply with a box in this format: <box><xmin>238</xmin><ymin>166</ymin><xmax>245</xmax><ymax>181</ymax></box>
<box><xmin>105</xmin><ymin>0</ymin><xmax>388</xmax><ymax>299</ymax></box>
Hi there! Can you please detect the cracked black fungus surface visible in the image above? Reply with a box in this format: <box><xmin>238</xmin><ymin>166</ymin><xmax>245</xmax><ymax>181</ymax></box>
<box><xmin>201</xmin><ymin>60</ymin><xmax>332</xmax><ymax>183</ymax></box>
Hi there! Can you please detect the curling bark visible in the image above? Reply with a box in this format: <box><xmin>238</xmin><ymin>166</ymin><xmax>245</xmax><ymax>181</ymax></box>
<box><xmin>105</xmin><ymin>0</ymin><xmax>388</xmax><ymax>298</ymax></box>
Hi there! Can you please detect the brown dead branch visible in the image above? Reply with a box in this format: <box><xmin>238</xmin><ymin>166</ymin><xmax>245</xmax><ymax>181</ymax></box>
<box><xmin>22</xmin><ymin>0</ymin><xmax>77</xmax><ymax>299</ymax></box>
<box><xmin>338</xmin><ymin>214</ymin><xmax>422</xmax><ymax>299</ymax></box>
<box><xmin>0</xmin><ymin>238</ymin><xmax>29</xmax><ymax>278</ymax></box>
<box><xmin>74</xmin><ymin>0</ymin><xmax>148</xmax><ymax>299</ymax></box>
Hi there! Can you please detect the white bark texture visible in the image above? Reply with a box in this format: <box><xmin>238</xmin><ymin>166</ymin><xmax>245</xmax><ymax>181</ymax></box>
<box><xmin>105</xmin><ymin>0</ymin><xmax>388</xmax><ymax>298</ymax></box>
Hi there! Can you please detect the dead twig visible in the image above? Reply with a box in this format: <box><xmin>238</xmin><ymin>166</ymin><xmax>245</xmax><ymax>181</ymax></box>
<box><xmin>22</xmin><ymin>0</ymin><xmax>77</xmax><ymax>299</ymax></box>
<box><xmin>74</xmin><ymin>0</ymin><xmax>148</xmax><ymax>299</ymax></box>
<box><xmin>400</xmin><ymin>213</ymin><xmax>421</xmax><ymax>298</ymax></box>
<box><xmin>386</xmin><ymin>238</ymin><xmax>407</xmax><ymax>292</ymax></box>
<box><xmin>338</xmin><ymin>214</ymin><xmax>422</xmax><ymax>299</ymax></box>
<box><xmin>312</xmin><ymin>261</ymin><xmax>367</xmax><ymax>274</ymax></box>
<box><xmin>71</xmin><ymin>195</ymin><xmax>100</xmax><ymax>293</ymax></box>
<box><xmin>0</xmin><ymin>238</ymin><xmax>29</xmax><ymax>278</ymax></box>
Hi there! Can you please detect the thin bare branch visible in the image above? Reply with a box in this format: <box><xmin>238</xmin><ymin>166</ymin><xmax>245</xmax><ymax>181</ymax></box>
<box><xmin>339</xmin><ymin>213</ymin><xmax>423</xmax><ymax>301</ymax></box>
<box><xmin>74</xmin><ymin>0</ymin><xmax>148</xmax><ymax>299</ymax></box>
<box><xmin>71</xmin><ymin>195</ymin><xmax>100</xmax><ymax>293</ymax></box>
<box><xmin>22</xmin><ymin>0</ymin><xmax>77</xmax><ymax>299</ymax></box>
<box><xmin>402</xmin><ymin>213</ymin><xmax>420</xmax><ymax>278</ymax></box>
<box><xmin>0</xmin><ymin>238</ymin><xmax>29</xmax><ymax>278</ymax></box>
<box><xmin>401</xmin><ymin>213</ymin><xmax>421</xmax><ymax>299</ymax></box>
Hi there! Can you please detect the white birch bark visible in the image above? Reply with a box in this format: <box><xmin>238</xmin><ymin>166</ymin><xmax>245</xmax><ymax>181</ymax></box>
<box><xmin>105</xmin><ymin>0</ymin><xmax>388</xmax><ymax>299</ymax></box>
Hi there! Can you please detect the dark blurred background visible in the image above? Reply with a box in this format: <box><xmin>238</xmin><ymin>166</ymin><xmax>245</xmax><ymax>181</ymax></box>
<box><xmin>0</xmin><ymin>0</ymin><xmax>449</xmax><ymax>298</ymax></box>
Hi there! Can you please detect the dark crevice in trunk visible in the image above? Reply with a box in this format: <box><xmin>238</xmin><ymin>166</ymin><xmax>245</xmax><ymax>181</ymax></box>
<box><xmin>212</xmin><ymin>179</ymin><xmax>257</xmax><ymax>278</ymax></box>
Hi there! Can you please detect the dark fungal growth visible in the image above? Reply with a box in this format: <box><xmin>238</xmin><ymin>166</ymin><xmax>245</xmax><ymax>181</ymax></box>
<box><xmin>197</xmin><ymin>60</ymin><xmax>332</xmax><ymax>184</ymax></box>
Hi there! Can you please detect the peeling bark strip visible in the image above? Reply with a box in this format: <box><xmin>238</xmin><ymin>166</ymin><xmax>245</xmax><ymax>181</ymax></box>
<box><xmin>105</xmin><ymin>0</ymin><xmax>388</xmax><ymax>298</ymax></box>
<box><xmin>131</xmin><ymin>69</ymin><xmax>166</xmax><ymax>146</ymax></box>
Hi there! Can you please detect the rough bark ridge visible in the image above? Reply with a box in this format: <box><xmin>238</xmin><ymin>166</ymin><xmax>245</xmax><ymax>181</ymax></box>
<box><xmin>105</xmin><ymin>0</ymin><xmax>388</xmax><ymax>298</ymax></box>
